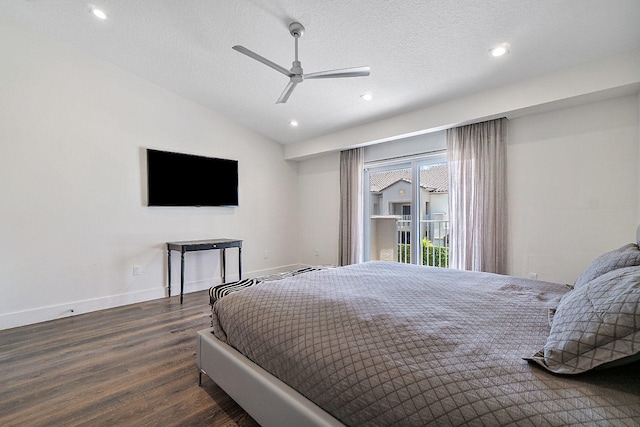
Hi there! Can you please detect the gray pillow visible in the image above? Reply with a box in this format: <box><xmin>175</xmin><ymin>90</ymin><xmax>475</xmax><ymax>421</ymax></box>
<box><xmin>573</xmin><ymin>243</ymin><xmax>640</xmax><ymax>289</ymax></box>
<box><xmin>528</xmin><ymin>265</ymin><xmax>640</xmax><ymax>374</ymax></box>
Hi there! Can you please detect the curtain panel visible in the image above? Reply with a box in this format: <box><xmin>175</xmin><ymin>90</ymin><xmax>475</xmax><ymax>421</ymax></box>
<box><xmin>339</xmin><ymin>147</ymin><xmax>364</xmax><ymax>266</ymax></box>
<box><xmin>446</xmin><ymin>118</ymin><xmax>508</xmax><ymax>274</ymax></box>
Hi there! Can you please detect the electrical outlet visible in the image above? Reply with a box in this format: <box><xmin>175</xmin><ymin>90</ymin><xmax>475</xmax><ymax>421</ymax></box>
<box><xmin>133</xmin><ymin>265</ymin><xmax>142</xmax><ymax>276</ymax></box>
<box><xmin>263</xmin><ymin>251</ymin><xmax>269</xmax><ymax>259</ymax></box>
<box><xmin>315</xmin><ymin>249</ymin><xmax>319</xmax><ymax>257</ymax></box>
<box><xmin>528</xmin><ymin>272</ymin><xmax>537</xmax><ymax>280</ymax></box>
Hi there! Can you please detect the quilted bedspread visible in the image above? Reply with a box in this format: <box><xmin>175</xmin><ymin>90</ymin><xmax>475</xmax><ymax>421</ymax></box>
<box><xmin>211</xmin><ymin>262</ymin><xmax>640</xmax><ymax>426</ymax></box>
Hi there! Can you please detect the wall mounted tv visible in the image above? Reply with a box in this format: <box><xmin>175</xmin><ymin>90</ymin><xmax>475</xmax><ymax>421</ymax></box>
<box><xmin>146</xmin><ymin>149</ymin><xmax>238</xmax><ymax>207</ymax></box>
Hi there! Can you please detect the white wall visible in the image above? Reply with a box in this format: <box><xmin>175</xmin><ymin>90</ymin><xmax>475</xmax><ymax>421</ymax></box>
<box><xmin>297</xmin><ymin>94</ymin><xmax>639</xmax><ymax>285</ymax></box>
<box><xmin>0</xmin><ymin>13</ymin><xmax>300</xmax><ymax>329</ymax></box>
<box><xmin>429</xmin><ymin>194</ymin><xmax>449</xmax><ymax>218</ymax></box>
<box><xmin>508</xmin><ymin>95</ymin><xmax>639</xmax><ymax>284</ymax></box>
<box><xmin>297</xmin><ymin>152</ymin><xmax>340</xmax><ymax>266</ymax></box>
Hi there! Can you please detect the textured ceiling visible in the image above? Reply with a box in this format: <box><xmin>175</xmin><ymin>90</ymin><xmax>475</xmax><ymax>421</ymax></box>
<box><xmin>2</xmin><ymin>0</ymin><xmax>640</xmax><ymax>145</ymax></box>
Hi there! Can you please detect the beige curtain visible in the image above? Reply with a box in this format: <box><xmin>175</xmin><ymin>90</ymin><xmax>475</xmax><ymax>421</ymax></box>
<box><xmin>446</xmin><ymin>118</ymin><xmax>508</xmax><ymax>274</ymax></box>
<box><xmin>339</xmin><ymin>147</ymin><xmax>364</xmax><ymax>266</ymax></box>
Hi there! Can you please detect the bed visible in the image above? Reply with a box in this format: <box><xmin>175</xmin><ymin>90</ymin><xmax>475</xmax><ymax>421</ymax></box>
<box><xmin>196</xmin><ymin>235</ymin><xmax>640</xmax><ymax>426</ymax></box>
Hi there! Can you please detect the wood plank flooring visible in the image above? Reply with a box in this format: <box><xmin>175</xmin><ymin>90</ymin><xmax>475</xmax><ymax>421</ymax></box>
<box><xmin>0</xmin><ymin>291</ymin><xmax>259</xmax><ymax>427</ymax></box>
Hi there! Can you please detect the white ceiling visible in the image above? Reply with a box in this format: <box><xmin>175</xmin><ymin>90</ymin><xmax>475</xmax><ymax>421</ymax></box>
<box><xmin>2</xmin><ymin>0</ymin><xmax>640</xmax><ymax>145</ymax></box>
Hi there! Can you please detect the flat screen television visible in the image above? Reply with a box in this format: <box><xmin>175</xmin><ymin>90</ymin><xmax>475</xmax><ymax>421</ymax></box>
<box><xmin>146</xmin><ymin>149</ymin><xmax>238</xmax><ymax>207</ymax></box>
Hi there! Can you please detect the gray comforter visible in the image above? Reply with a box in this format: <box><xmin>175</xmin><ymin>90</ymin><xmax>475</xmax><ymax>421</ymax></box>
<box><xmin>211</xmin><ymin>261</ymin><xmax>640</xmax><ymax>426</ymax></box>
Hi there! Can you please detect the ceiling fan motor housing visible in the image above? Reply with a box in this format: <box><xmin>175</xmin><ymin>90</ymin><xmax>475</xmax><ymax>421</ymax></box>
<box><xmin>291</xmin><ymin>60</ymin><xmax>303</xmax><ymax>80</ymax></box>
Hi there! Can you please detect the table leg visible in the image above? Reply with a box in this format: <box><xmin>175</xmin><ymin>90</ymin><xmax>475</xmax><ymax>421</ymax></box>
<box><xmin>222</xmin><ymin>248</ymin><xmax>226</xmax><ymax>283</ymax></box>
<box><xmin>180</xmin><ymin>250</ymin><xmax>185</xmax><ymax>304</ymax></box>
<box><xmin>238</xmin><ymin>247</ymin><xmax>242</xmax><ymax>280</ymax></box>
<box><xmin>167</xmin><ymin>246</ymin><xmax>172</xmax><ymax>297</ymax></box>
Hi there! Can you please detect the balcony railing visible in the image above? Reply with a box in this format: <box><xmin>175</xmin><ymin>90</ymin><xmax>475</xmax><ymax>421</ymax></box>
<box><xmin>396</xmin><ymin>219</ymin><xmax>450</xmax><ymax>268</ymax></box>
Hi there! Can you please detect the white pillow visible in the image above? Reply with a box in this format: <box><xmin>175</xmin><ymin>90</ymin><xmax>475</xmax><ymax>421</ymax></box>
<box><xmin>528</xmin><ymin>265</ymin><xmax>640</xmax><ymax>374</ymax></box>
<box><xmin>573</xmin><ymin>243</ymin><xmax>640</xmax><ymax>289</ymax></box>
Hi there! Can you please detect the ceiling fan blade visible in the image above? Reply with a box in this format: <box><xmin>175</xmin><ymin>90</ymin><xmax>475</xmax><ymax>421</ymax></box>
<box><xmin>304</xmin><ymin>66</ymin><xmax>370</xmax><ymax>79</ymax></box>
<box><xmin>276</xmin><ymin>81</ymin><xmax>298</xmax><ymax>104</ymax></box>
<box><xmin>232</xmin><ymin>45</ymin><xmax>292</xmax><ymax>77</ymax></box>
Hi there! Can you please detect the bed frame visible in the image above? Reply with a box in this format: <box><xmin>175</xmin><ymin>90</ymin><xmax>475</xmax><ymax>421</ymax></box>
<box><xmin>196</xmin><ymin>328</ymin><xmax>343</xmax><ymax>427</ymax></box>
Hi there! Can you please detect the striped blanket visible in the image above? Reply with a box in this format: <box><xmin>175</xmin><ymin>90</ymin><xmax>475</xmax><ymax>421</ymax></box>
<box><xmin>208</xmin><ymin>266</ymin><xmax>332</xmax><ymax>305</ymax></box>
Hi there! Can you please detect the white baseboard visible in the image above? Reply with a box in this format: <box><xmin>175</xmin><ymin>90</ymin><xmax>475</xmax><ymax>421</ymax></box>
<box><xmin>0</xmin><ymin>264</ymin><xmax>310</xmax><ymax>331</ymax></box>
<box><xmin>0</xmin><ymin>287</ymin><xmax>165</xmax><ymax>331</ymax></box>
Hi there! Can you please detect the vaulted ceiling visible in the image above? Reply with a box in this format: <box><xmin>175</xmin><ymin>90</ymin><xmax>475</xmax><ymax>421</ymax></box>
<box><xmin>2</xmin><ymin>0</ymin><xmax>640</xmax><ymax>145</ymax></box>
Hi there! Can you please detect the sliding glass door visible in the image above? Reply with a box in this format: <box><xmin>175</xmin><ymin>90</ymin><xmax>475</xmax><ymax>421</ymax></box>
<box><xmin>363</xmin><ymin>153</ymin><xmax>449</xmax><ymax>267</ymax></box>
<box><xmin>417</xmin><ymin>162</ymin><xmax>450</xmax><ymax>267</ymax></box>
<box><xmin>365</xmin><ymin>162</ymin><xmax>412</xmax><ymax>263</ymax></box>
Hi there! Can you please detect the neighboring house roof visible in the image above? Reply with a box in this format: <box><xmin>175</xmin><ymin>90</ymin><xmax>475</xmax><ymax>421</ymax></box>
<box><xmin>370</xmin><ymin>164</ymin><xmax>448</xmax><ymax>193</ymax></box>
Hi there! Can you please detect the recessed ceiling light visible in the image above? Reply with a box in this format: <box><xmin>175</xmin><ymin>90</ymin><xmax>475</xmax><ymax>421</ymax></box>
<box><xmin>289</xmin><ymin>120</ymin><xmax>299</xmax><ymax>127</ymax></box>
<box><xmin>361</xmin><ymin>92</ymin><xmax>373</xmax><ymax>101</ymax></box>
<box><xmin>89</xmin><ymin>6</ymin><xmax>107</xmax><ymax>20</ymax></box>
<box><xmin>490</xmin><ymin>43</ymin><xmax>510</xmax><ymax>57</ymax></box>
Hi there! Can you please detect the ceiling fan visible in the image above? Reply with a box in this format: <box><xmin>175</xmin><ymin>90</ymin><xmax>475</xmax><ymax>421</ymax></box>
<box><xmin>232</xmin><ymin>22</ymin><xmax>370</xmax><ymax>104</ymax></box>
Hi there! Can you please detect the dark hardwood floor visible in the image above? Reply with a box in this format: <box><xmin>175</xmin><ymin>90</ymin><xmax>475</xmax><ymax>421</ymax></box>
<box><xmin>0</xmin><ymin>291</ymin><xmax>259</xmax><ymax>426</ymax></box>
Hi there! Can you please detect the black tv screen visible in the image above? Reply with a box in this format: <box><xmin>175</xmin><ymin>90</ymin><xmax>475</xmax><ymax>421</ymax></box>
<box><xmin>146</xmin><ymin>149</ymin><xmax>238</xmax><ymax>207</ymax></box>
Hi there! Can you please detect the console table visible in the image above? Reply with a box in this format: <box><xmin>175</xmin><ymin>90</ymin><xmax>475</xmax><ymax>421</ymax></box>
<box><xmin>167</xmin><ymin>238</ymin><xmax>242</xmax><ymax>304</ymax></box>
